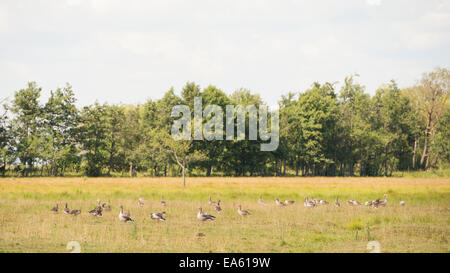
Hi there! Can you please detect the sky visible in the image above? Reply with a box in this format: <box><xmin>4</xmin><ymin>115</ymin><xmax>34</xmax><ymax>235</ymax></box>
<box><xmin>1</xmin><ymin>0</ymin><xmax>449</xmax><ymax>108</ymax></box>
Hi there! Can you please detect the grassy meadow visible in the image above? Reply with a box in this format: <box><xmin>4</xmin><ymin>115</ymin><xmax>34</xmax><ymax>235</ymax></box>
<box><xmin>0</xmin><ymin>177</ymin><xmax>449</xmax><ymax>253</ymax></box>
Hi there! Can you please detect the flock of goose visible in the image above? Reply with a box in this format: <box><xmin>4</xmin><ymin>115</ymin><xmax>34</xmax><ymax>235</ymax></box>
<box><xmin>50</xmin><ymin>193</ymin><xmax>405</xmax><ymax>223</ymax></box>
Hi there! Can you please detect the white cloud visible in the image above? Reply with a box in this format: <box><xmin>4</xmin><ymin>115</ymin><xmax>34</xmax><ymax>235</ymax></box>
<box><xmin>66</xmin><ymin>0</ymin><xmax>81</xmax><ymax>7</ymax></box>
<box><xmin>366</xmin><ymin>0</ymin><xmax>381</xmax><ymax>6</ymax></box>
<box><xmin>0</xmin><ymin>0</ymin><xmax>448</xmax><ymax>107</ymax></box>
<box><xmin>0</xmin><ymin>3</ymin><xmax>8</xmax><ymax>32</ymax></box>
<box><xmin>421</xmin><ymin>11</ymin><xmax>450</xmax><ymax>28</ymax></box>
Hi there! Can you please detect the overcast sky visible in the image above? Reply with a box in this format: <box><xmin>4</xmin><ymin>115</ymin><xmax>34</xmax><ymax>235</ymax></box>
<box><xmin>1</xmin><ymin>0</ymin><xmax>449</xmax><ymax>107</ymax></box>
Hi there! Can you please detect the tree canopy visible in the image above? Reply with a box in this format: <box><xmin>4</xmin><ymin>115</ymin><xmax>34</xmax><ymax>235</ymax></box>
<box><xmin>1</xmin><ymin>68</ymin><xmax>448</xmax><ymax>178</ymax></box>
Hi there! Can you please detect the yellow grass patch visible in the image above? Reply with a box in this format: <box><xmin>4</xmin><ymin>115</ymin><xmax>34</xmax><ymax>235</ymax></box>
<box><xmin>0</xmin><ymin>177</ymin><xmax>449</xmax><ymax>253</ymax></box>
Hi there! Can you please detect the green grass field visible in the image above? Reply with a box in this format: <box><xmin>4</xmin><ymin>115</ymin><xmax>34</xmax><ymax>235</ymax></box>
<box><xmin>0</xmin><ymin>177</ymin><xmax>449</xmax><ymax>253</ymax></box>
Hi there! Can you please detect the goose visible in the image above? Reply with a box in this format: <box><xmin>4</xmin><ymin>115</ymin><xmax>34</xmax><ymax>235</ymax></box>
<box><xmin>365</xmin><ymin>201</ymin><xmax>373</xmax><ymax>206</ymax></box>
<box><xmin>70</xmin><ymin>209</ymin><xmax>81</xmax><ymax>216</ymax></box>
<box><xmin>371</xmin><ymin>199</ymin><xmax>381</xmax><ymax>208</ymax></box>
<box><xmin>119</xmin><ymin>205</ymin><xmax>134</xmax><ymax>222</ymax></box>
<box><xmin>379</xmin><ymin>194</ymin><xmax>387</xmax><ymax>207</ymax></box>
<box><xmin>89</xmin><ymin>208</ymin><xmax>102</xmax><ymax>217</ymax></box>
<box><xmin>258</xmin><ymin>194</ymin><xmax>266</xmax><ymax>204</ymax></box>
<box><xmin>95</xmin><ymin>200</ymin><xmax>103</xmax><ymax>212</ymax></box>
<box><xmin>92</xmin><ymin>209</ymin><xmax>102</xmax><ymax>217</ymax></box>
<box><xmin>124</xmin><ymin>209</ymin><xmax>131</xmax><ymax>218</ymax></box>
<box><xmin>89</xmin><ymin>208</ymin><xmax>102</xmax><ymax>216</ymax></box>
<box><xmin>334</xmin><ymin>197</ymin><xmax>340</xmax><ymax>208</ymax></box>
<box><xmin>138</xmin><ymin>197</ymin><xmax>145</xmax><ymax>207</ymax></box>
<box><xmin>319</xmin><ymin>199</ymin><xmax>329</xmax><ymax>205</ymax></box>
<box><xmin>160</xmin><ymin>194</ymin><xmax>167</xmax><ymax>207</ymax></box>
<box><xmin>208</xmin><ymin>195</ymin><xmax>217</xmax><ymax>206</ymax></box>
<box><xmin>312</xmin><ymin>198</ymin><xmax>321</xmax><ymax>205</ymax></box>
<box><xmin>399</xmin><ymin>200</ymin><xmax>405</xmax><ymax>206</ymax></box>
<box><xmin>275</xmin><ymin>198</ymin><xmax>286</xmax><ymax>207</ymax></box>
<box><xmin>238</xmin><ymin>205</ymin><xmax>250</xmax><ymax>216</ymax></box>
<box><xmin>214</xmin><ymin>200</ymin><xmax>222</xmax><ymax>213</ymax></box>
<box><xmin>63</xmin><ymin>203</ymin><xmax>70</xmax><ymax>214</ymax></box>
<box><xmin>89</xmin><ymin>200</ymin><xmax>103</xmax><ymax>216</ymax></box>
<box><xmin>51</xmin><ymin>204</ymin><xmax>58</xmax><ymax>213</ymax></box>
<box><xmin>371</xmin><ymin>196</ymin><xmax>385</xmax><ymax>208</ymax></box>
<box><xmin>369</xmin><ymin>194</ymin><xmax>386</xmax><ymax>208</ymax></box>
<box><xmin>304</xmin><ymin>197</ymin><xmax>316</xmax><ymax>208</ymax></box>
<box><xmin>150</xmin><ymin>211</ymin><xmax>166</xmax><ymax>221</ymax></box>
<box><xmin>197</xmin><ymin>207</ymin><xmax>215</xmax><ymax>221</ymax></box>
<box><xmin>102</xmin><ymin>200</ymin><xmax>111</xmax><ymax>211</ymax></box>
<box><xmin>284</xmin><ymin>200</ymin><xmax>295</xmax><ymax>206</ymax></box>
<box><xmin>118</xmin><ymin>205</ymin><xmax>125</xmax><ymax>220</ymax></box>
<box><xmin>348</xmin><ymin>200</ymin><xmax>361</xmax><ymax>206</ymax></box>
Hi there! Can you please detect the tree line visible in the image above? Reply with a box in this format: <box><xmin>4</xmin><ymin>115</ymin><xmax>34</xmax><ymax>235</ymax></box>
<box><xmin>0</xmin><ymin>67</ymin><xmax>448</xmax><ymax>178</ymax></box>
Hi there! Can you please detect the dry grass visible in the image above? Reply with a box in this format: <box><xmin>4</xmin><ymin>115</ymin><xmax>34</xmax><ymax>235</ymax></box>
<box><xmin>0</xmin><ymin>177</ymin><xmax>449</xmax><ymax>253</ymax></box>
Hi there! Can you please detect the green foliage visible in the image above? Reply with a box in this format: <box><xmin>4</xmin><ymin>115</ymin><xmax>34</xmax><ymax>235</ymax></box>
<box><xmin>78</xmin><ymin>103</ymin><xmax>108</xmax><ymax>176</ymax></box>
<box><xmin>1</xmin><ymin>67</ymin><xmax>449</xmax><ymax>177</ymax></box>
<box><xmin>10</xmin><ymin>82</ymin><xmax>44</xmax><ymax>175</ymax></box>
<box><xmin>42</xmin><ymin>84</ymin><xmax>79</xmax><ymax>176</ymax></box>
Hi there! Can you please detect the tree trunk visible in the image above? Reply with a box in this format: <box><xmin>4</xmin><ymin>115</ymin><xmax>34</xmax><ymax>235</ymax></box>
<box><xmin>421</xmin><ymin>135</ymin><xmax>429</xmax><ymax>169</ymax></box>
<box><xmin>108</xmin><ymin>141</ymin><xmax>115</xmax><ymax>176</ymax></box>
<box><xmin>129</xmin><ymin>162</ymin><xmax>133</xmax><ymax>177</ymax></box>
<box><xmin>349</xmin><ymin>163</ymin><xmax>354</xmax><ymax>177</ymax></box>
<box><xmin>412</xmin><ymin>138</ymin><xmax>418</xmax><ymax>169</ymax></box>
<box><xmin>384</xmin><ymin>143</ymin><xmax>388</xmax><ymax>176</ymax></box>
<box><xmin>421</xmin><ymin>115</ymin><xmax>432</xmax><ymax>169</ymax></box>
